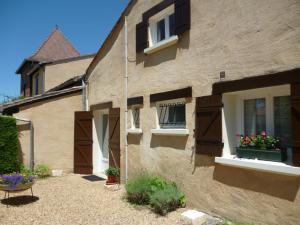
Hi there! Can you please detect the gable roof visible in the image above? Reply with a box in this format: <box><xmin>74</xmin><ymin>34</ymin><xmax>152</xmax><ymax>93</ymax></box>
<box><xmin>85</xmin><ymin>0</ymin><xmax>136</xmax><ymax>80</ymax></box>
<box><xmin>29</xmin><ymin>27</ymin><xmax>80</xmax><ymax>62</ymax></box>
<box><xmin>16</xmin><ymin>27</ymin><xmax>81</xmax><ymax>74</ymax></box>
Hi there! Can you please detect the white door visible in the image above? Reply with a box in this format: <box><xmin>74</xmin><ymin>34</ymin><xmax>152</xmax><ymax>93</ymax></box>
<box><xmin>93</xmin><ymin>110</ymin><xmax>109</xmax><ymax>176</ymax></box>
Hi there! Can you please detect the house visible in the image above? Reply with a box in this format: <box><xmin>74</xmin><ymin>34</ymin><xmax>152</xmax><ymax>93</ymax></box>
<box><xmin>2</xmin><ymin>27</ymin><xmax>95</xmax><ymax>172</ymax></box>
<box><xmin>76</xmin><ymin>0</ymin><xmax>300</xmax><ymax>224</ymax></box>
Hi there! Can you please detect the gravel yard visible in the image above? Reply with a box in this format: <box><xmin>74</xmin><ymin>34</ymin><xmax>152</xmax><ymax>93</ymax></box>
<box><xmin>0</xmin><ymin>174</ymin><xmax>186</xmax><ymax>225</ymax></box>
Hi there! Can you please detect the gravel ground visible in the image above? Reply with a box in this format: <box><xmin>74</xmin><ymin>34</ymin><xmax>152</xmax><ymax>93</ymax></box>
<box><xmin>0</xmin><ymin>174</ymin><xmax>186</xmax><ymax>225</ymax></box>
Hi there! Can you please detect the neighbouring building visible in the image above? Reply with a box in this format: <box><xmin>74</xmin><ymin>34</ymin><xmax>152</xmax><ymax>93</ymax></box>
<box><xmin>74</xmin><ymin>0</ymin><xmax>300</xmax><ymax>224</ymax></box>
<box><xmin>2</xmin><ymin>27</ymin><xmax>95</xmax><ymax>172</ymax></box>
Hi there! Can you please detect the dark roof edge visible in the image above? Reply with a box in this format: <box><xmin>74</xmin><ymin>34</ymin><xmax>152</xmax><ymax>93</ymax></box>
<box><xmin>85</xmin><ymin>0</ymin><xmax>137</xmax><ymax>80</ymax></box>
<box><xmin>48</xmin><ymin>53</ymin><xmax>96</xmax><ymax>66</ymax></box>
<box><xmin>47</xmin><ymin>75</ymin><xmax>84</xmax><ymax>92</ymax></box>
<box><xmin>2</xmin><ymin>86</ymin><xmax>82</xmax><ymax>111</ymax></box>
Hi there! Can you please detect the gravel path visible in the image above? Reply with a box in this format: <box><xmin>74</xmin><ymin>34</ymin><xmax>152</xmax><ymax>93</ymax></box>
<box><xmin>0</xmin><ymin>174</ymin><xmax>186</xmax><ymax>225</ymax></box>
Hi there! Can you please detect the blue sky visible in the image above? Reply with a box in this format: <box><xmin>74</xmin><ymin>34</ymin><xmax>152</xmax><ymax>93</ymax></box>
<box><xmin>0</xmin><ymin>0</ymin><xmax>129</xmax><ymax>102</ymax></box>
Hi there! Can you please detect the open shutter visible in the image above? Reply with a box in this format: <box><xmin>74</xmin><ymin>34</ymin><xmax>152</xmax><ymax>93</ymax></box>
<box><xmin>175</xmin><ymin>0</ymin><xmax>191</xmax><ymax>35</ymax></box>
<box><xmin>195</xmin><ymin>95</ymin><xmax>223</xmax><ymax>156</ymax></box>
<box><xmin>74</xmin><ymin>111</ymin><xmax>93</xmax><ymax>174</ymax></box>
<box><xmin>136</xmin><ymin>21</ymin><xmax>148</xmax><ymax>53</ymax></box>
<box><xmin>291</xmin><ymin>83</ymin><xmax>300</xmax><ymax>166</ymax></box>
<box><xmin>109</xmin><ymin>108</ymin><xmax>121</xmax><ymax>169</ymax></box>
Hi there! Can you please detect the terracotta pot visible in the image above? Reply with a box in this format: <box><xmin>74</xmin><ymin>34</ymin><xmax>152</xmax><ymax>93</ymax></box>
<box><xmin>106</xmin><ymin>175</ymin><xmax>116</xmax><ymax>185</ymax></box>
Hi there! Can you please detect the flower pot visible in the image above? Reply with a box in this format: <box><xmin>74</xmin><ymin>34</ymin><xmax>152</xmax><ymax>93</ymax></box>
<box><xmin>236</xmin><ymin>147</ymin><xmax>287</xmax><ymax>162</ymax></box>
<box><xmin>0</xmin><ymin>181</ymin><xmax>35</xmax><ymax>193</ymax></box>
<box><xmin>106</xmin><ymin>175</ymin><xmax>117</xmax><ymax>185</ymax></box>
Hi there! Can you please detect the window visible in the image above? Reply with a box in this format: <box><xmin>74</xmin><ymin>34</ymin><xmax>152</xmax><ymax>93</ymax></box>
<box><xmin>158</xmin><ymin>101</ymin><xmax>186</xmax><ymax>129</ymax></box>
<box><xmin>157</xmin><ymin>19</ymin><xmax>165</xmax><ymax>42</ymax></box>
<box><xmin>244</xmin><ymin>98</ymin><xmax>266</xmax><ymax>136</ymax></box>
<box><xmin>131</xmin><ymin>108</ymin><xmax>140</xmax><ymax>129</ymax></box>
<box><xmin>35</xmin><ymin>75</ymin><xmax>39</xmax><ymax>95</ymax></box>
<box><xmin>274</xmin><ymin>96</ymin><xmax>291</xmax><ymax>147</ymax></box>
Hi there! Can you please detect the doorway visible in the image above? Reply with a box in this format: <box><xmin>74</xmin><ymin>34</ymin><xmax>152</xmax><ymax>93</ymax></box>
<box><xmin>93</xmin><ymin>110</ymin><xmax>109</xmax><ymax>176</ymax></box>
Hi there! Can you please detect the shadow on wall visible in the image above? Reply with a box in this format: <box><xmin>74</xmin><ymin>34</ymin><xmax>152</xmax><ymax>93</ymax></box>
<box><xmin>213</xmin><ymin>164</ymin><xmax>300</xmax><ymax>202</ymax></box>
<box><xmin>17</xmin><ymin>123</ymin><xmax>30</xmax><ymax>165</ymax></box>
<box><xmin>150</xmin><ymin>135</ymin><xmax>188</xmax><ymax>149</ymax></box>
<box><xmin>128</xmin><ymin>133</ymin><xmax>142</xmax><ymax>145</ymax></box>
<box><xmin>136</xmin><ymin>31</ymin><xmax>190</xmax><ymax>66</ymax></box>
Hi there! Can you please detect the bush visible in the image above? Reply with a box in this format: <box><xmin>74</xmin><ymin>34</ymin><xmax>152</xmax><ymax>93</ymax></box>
<box><xmin>125</xmin><ymin>173</ymin><xmax>167</xmax><ymax>205</ymax></box>
<box><xmin>34</xmin><ymin>164</ymin><xmax>51</xmax><ymax>178</ymax></box>
<box><xmin>105</xmin><ymin>167</ymin><xmax>120</xmax><ymax>176</ymax></box>
<box><xmin>0</xmin><ymin>116</ymin><xmax>20</xmax><ymax>173</ymax></box>
<box><xmin>20</xmin><ymin>164</ymin><xmax>34</xmax><ymax>176</ymax></box>
<box><xmin>149</xmin><ymin>182</ymin><xmax>186</xmax><ymax>215</ymax></box>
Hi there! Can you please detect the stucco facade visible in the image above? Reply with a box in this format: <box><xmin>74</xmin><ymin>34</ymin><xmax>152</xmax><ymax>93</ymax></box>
<box><xmin>15</xmin><ymin>92</ymin><xmax>82</xmax><ymax>173</ymax></box>
<box><xmin>45</xmin><ymin>57</ymin><xmax>93</xmax><ymax>91</ymax></box>
<box><xmin>87</xmin><ymin>0</ymin><xmax>300</xmax><ymax>224</ymax></box>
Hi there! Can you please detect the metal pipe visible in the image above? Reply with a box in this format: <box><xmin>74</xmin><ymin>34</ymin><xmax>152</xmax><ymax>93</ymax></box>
<box><xmin>14</xmin><ymin>117</ymin><xmax>34</xmax><ymax>170</ymax></box>
<box><xmin>124</xmin><ymin>16</ymin><xmax>129</xmax><ymax>182</ymax></box>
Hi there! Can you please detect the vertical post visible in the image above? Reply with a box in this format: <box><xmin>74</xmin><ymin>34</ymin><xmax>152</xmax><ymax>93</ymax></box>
<box><xmin>29</xmin><ymin>121</ymin><xmax>34</xmax><ymax>170</ymax></box>
<box><xmin>124</xmin><ymin>16</ymin><xmax>128</xmax><ymax>182</ymax></box>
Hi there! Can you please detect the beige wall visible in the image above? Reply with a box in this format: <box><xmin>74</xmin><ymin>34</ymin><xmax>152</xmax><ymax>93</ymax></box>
<box><xmin>87</xmin><ymin>0</ymin><xmax>300</xmax><ymax>224</ymax></box>
<box><xmin>15</xmin><ymin>92</ymin><xmax>82</xmax><ymax>173</ymax></box>
<box><xmin>44</xmin><ymin>57</ymin><xmax>93</xmax><ymax>91</ymax></box>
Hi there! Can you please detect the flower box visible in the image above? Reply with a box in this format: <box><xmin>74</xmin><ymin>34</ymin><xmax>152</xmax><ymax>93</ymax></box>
<box><xmin>236</xmin><ymin>147</ymin><xmax>287</xmax><ymax>162</ymax></box>
<box><xmin>0</xmin><ymin>181</ymin><xmax>35</xmax><ymax>192</ymax></box>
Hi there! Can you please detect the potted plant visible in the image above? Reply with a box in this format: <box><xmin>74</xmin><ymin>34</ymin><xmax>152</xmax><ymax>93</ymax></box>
<box><xmin>236</xmin><ymin>131</ymin><xmax>287</xmax><ymax>162</ymax></box>
<box><xmin>105</xmin><ymin>167</ymin><xmax>120</xmax><ymax>185</ymax></box>
<box><xmin>0</xmin><ymin>173</ymin><xmax>35</xmax><ymax>192</ymax></box>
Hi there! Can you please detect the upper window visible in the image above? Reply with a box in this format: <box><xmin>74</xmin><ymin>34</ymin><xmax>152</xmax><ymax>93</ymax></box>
<box><xmin>35</xmin><ymin>75</ymin><xmax>39</xmax><ymax>95</ymax></box>
<box><xmin>131</xmin><ymin>107</ymin><xmax>140</xmax><ymax>129</ymax></box>
<box><xmin>157</xmin><ymin>100</ymin><xmax>186</xmax><ymax>129</ymax></box>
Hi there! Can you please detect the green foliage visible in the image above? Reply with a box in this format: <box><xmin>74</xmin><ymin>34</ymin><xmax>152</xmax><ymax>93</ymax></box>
<box><xmin>34</xmin><ymin>164</ymin><xmax>51</xmax><ymax>178</ymax></box>
<box><xmin>237</xmin><ymin>131</ymin><xmax>280</xmax><ymax>150</ymax></box>
<box><xmin>0</xmin><ymin>116</ymin><xmax>20</xmax><ymax>173</ymax></box>
<box><xmin>125</xmin><ymin>173</ymin><xmax>186</xmax><ymax>215</ymax></box>
<box><xmin>105</xmin><ymin>167</ymin><xmax>120</xmax><ymax>176</ymax></box>
<box><xmin>149</xmin><ymin>182</ymin><xmax>186</xmax><ymax>215</ymax></box>
<box><xmin>224</xmin><ymin>220</ymin><xmax>258</xmax><ymax>225</ymax></box>
<box><xmin>20</xmin><ymin>164</ymin><xmax>34</xmax><ymax>176</ymax></box>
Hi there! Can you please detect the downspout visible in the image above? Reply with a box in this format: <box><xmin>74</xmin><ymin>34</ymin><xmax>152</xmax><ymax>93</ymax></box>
<box><xmin>124</xmin><ymin>16</ymin><xmax>129</xmax><ymax>182</ymax></box>
<box><xmin>82</xmin><ymin>79</ymin><xmax>87</xmax><ymax>111</ymax></box>
<box><xmin>15</xmin><ymin>117</ymin><xmax>34</xmax><ymax>170</ymax></box>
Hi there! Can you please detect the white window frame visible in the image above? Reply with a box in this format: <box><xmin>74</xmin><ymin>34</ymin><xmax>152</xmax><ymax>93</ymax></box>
<box><xmin>151</xmin><ymin>98</ymin><xmax>189</xmax><ymax>136</ymax></box>
<box><xmin>216</xmin><ymin>85</ymin><xmax>300</xmax><ymax>176</ymax></box>
<box><xmin>144</xmin><ymin>5</ymin><xmax>178</xmax><ymax>55</ymax></box>
<box><xmin>127</xmin><ymin>106</ymin><xmax>142</xmax><ymax>134</ymax></box>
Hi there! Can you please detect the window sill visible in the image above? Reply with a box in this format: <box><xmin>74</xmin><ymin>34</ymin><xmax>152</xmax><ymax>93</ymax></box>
<box><xmin>127</xmin><ymin>128</ymin><xmax>143</xmax><ymax>134</ymax></box>
<box><xmin>144</xmin><ymin>35</ymin><xmax>179</xmax><ymax>55</ymax></box>
<box><xmin>215</xmin><ymin>156</ymin><xmax>300</xmax><ymax>176</ymax></box>
<box><xmin>151</xmin><ymin>128</ymin><xmax>189</xmax><ymax>136</ymax></box>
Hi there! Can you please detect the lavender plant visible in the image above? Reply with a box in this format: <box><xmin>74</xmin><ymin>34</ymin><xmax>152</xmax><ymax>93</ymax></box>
<box><xmin>0</xmin><ymin>173</ymin><xmax>34</xmax><ymax>190</ymax></box>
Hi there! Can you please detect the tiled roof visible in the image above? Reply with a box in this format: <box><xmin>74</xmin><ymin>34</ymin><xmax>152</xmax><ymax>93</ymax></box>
<box><xmin>28</xmin><ymin>27</ymin><xmax>80</xmax><ymax>62</ymax></box>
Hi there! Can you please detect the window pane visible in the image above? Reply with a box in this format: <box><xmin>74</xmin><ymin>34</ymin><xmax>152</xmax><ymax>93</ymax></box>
<box><xmin>35</xmin><ymin>76</ymin><xmax>39</xmax><ymax>95</ymax></box>
<box><xmin>157</xmin><ymin>19</ymin><xmax>165</xmax><ymax>42</ymax></box>
<box><xmin>169</xmin><ymin>13</ymin><xmax>175</xmax><ymax>36</ymax></box>
<box><xmin>244</xmin><ymin>98</ymin><xmax>266</xmax><ymax>135</ymax></box>
<box><xmin>159</xmin><ymin>103</ymin><xmax>186</xmax><ymax>128</ymax></box>
<box><xmin>274</xmin><ymin>96</ymin><xmax>291</xmax><ymax>147</ymax></box>
<box><xmin>132</xmin><ymin>108</ymin><xmax>140</xmax><ymax>129</ymax></box>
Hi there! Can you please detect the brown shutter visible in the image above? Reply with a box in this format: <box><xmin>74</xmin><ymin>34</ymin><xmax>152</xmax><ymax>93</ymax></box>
<box><xmin>136</xmin><ymin>21</ymin><xmax>148</xmax><ymax>53</ymax></box>
<box><xmin>175</xmin><ymin>0</ymin><xmax>191</xmax><ymax>35</ymax></box>
<box><xmin>74</xmin><ymin>111</ymin><xmax>93</xmax><ymax>174</ymax></box>
<box><xmin>291</xmin><ymin>83</ymin><xmax>300</xmax><ymax>166</ymax></box>
<box><xmin>109</xmin><ymin>108</ymin><xmax>121</xmax><ymax>169</ymax></box>
<box><xmin>195</xmin><ymin>95</ymin><xmax>223</xmax><ymax>156</ymax></box>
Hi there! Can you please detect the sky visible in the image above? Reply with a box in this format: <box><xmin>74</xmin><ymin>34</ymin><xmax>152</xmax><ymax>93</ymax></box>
<box><xmin>0</xmin><ymin>0</ymin><xmax>129</xmax><ymax>102</ymax></box>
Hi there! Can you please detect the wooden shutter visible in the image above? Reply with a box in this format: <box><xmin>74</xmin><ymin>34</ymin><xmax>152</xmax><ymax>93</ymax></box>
<box><xmin>74</xmin><ymin>111</ymin><xmax>93</xmax><ymax>174</ymax></box>
<box><xmin>195</xmin><ymin>95</ymin><xmax>223</xmax><ymax>156</ymax></box>
<box><xmin>109</xmin><ymin>108</ymin><xmax>121</xmax><ymax>169</ymax></box>
<box><xmin>291</xmin><ymin>83</ymin><xmax>300</xmax><ymax>166</ymax></box>
<box><xmin>136</xmin><ymin>21</ymin><xmax>148</xmax><ymax>53</ymax></box>
<box><xmin>175</xmin><ymin>0</ymin><xmax>191</xmax><ymax>35</ymax></box>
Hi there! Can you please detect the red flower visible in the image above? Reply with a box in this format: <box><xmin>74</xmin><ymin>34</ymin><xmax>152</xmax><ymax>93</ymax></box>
<box><xmin>243</xmin><ymin>136</ymin><xmax>251</xmax><ymax>145</ymax></box>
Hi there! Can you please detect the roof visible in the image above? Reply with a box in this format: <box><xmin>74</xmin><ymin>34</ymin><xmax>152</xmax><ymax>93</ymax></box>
<box><xmin>2</xmin><ymin>86</ymin><xmax>82</xmax><ymax>112</ymax></box>
<box><xmin>29</xmin><ymin>27</ymin><xmax>80</xmax><ymax>62</ymax></box>
<box><xmin>47</xmin><ymin>75</ymin><xmax>84</xmax><ymax>92</ymax></box>
<box><xmin>16</xmin><ymin>27</ymin><xmax>81</xmax><ymax>74</ymax></box>
<box><xmin>85</xmin><ymin>0</ymin><xmax>136</xmax><ymax>80</ymax></box>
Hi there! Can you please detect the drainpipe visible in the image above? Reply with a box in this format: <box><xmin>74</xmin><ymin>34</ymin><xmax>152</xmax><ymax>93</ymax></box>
<box><xmin>124</xmin><ymin>16</ymin><xmax>129</xmax><ymax>182</ymax></box>
<box><xmin>15</xmin><ymin>117</ymin><xmax>34</xmax><ymax>170</ymax></box>
<box><xmin>82</xmin><ymin>79</ymin><xmax>87</xmax><ymax>111</ymax></box>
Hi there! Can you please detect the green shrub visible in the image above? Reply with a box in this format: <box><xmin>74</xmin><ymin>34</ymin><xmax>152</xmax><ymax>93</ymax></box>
<box><xmin>0</xmin><ymin>116</ymin><xmax>20</xmax><ymax>173</ymax></box>
<box><xmin>105</xmin><ymin>167</ymin><xmax>120</xmax><ymax>176</ymax></box>
<box><xmin>34</xmin><ymin>164</ymin><xmax>51</xmax><ymax>178</ymax></box>
<box><xmin>125</xmin><ymin>173</ymin><xmax>167</xmax><ymax>205</ymax></box>
<box><xmin>149</xmin><ymin>182</ymin><xmax>186</xmax><ymax>215</ymax></box>
<box><xmin>20</xmin><ymin>164</ymin><xmax>34</xmax><ymax>176</ymax></box>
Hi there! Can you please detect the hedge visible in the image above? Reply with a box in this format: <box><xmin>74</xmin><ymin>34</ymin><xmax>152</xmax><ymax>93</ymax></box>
<box><xmin>0</xmin><ymin>115</ymin><xmax>20</xmax><ymax>173</ymax></box>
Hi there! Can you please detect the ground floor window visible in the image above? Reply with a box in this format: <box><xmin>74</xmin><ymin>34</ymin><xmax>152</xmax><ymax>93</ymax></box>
<box><xmin>157</xmin><ymin>99</ymin><xmax>186</xmax><ymax>129</ymax></box>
